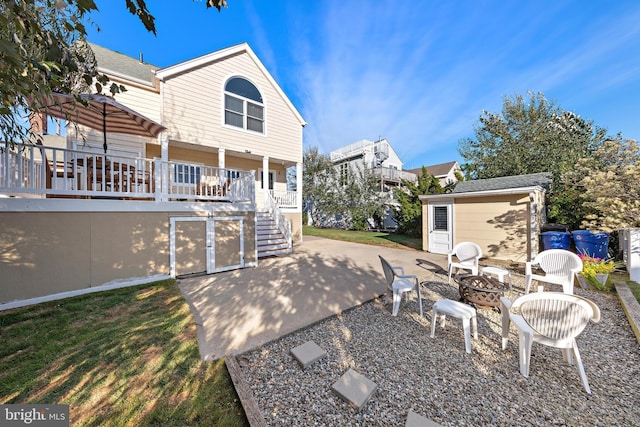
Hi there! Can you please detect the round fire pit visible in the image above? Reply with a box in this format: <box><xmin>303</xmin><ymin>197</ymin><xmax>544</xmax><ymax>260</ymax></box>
<box><xmin>456</xmin><ymin>274</ymin><xmax>509</xmax><ymax>309</ymax></box>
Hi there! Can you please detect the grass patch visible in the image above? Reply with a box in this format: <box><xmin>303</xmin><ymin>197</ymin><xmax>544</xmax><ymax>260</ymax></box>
<box><xmin>628</xmin><ymin>280</ymin><xmax>640</xmax><ymax>304</ymax></box>
<box><xmin>303</xmin><ymin>225</ymin><xmax>422</xmax><ymax>250</ymax></box>
<box><xmin>0</xmin><ymin>280</ymin><xmax>248</xmax><ymax>426</ymax></box>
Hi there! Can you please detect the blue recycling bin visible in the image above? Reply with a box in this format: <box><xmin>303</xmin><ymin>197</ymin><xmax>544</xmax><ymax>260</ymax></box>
<box><xmin>572</xmin><ymin>230</ymin><xmax>610</xmax><ymax>259</ymax></box>
<box><xmin>541</xmin><ymin>231</ymin><xmax>571</xmax><ymax>250</ymax></box>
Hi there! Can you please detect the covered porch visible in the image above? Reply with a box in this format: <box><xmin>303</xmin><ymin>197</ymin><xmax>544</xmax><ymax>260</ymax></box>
<box><xmin>0</xmin><ymin>142</ymin><xmax>257</xmax><ymax>203</ymax></box>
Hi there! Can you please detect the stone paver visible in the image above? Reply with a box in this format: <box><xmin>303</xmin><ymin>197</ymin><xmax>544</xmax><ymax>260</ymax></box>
<box><xmin>290</xmin><ymin>340</ymin><xmax>326</xmax><ymax>369</ymax></box>
<box><xmin>405</xmin><ymin>411</ymin><xmax>443</xmax><ymax>427</ymax></box>
<box><xmin>331</xmin><ymin>368</ymin><xmax>377</xmax><ymax>410</ymax></box>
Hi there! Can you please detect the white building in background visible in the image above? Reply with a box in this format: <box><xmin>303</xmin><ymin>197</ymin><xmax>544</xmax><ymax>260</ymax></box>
<box><xmin>329</xmin><ymin>138</ymin><xmax>417</xmax><ymax>229</ymax></box>
<box><xmin>330</xmin><ymin>138</ymin><xmax>417</xmax><ymax>191</ymax></box>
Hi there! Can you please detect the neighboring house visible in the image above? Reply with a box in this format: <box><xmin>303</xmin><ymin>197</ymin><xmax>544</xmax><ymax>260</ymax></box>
<box><xmin>0</xmin><ymin>42</ymin><xmax>306</xmax><ymax>308</ymax></box>
<box><xmin>328</xmin><ymin>138</ymin><xmax>417</xmax><ymax>229</ymax></box>
<box><xmin>330</xmin><ymin>138</ymin><xmax>417</xmax><ymax>191</ymax></box>
<box><xmin>420</xmin><ymin>172</ymin><xmax>552</xmax><ymax>262</ymax></box>
<box><xmin>407</xmin><ymin>161</ymin><xmax>462</xmax><ymax>187</ymax></box>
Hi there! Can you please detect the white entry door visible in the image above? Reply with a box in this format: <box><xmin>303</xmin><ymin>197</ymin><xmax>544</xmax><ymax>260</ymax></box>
<box><xmin>428</xmin><ymin>202</ymin><xmax>453</xmax><ymax>254</ymax></box>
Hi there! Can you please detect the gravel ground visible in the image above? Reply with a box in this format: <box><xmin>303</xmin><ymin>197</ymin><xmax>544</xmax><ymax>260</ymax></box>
<box><xmin>238</xmin><ymin>269</ymin><xmax>640</xmax><ymax>426</ymax></box>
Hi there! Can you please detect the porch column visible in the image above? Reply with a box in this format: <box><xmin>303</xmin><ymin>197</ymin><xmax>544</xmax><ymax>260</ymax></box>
<box><xmin>159</xmin><ymin>136</ymin><xmax>169</xmax><ymax>202</ymax></box>
<box><xmin>218</xmin><ymin>148</ymin><xmax>225</xmax><ymax>169</ymax></box>
<box><xmin>296</xmin><ymin>162</ymin><xmax>303</xmax><ymax>211</ymax></box>
<box><xmin>262</xmin><ymin>156</ymin><xmax>269</xmax><ymax>192</ymax></box>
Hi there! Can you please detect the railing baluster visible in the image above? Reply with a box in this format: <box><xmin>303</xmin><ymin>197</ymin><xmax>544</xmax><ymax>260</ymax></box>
<box><xmin>1</xmin><ymin>143</ymin><xmax>268</xmax><ymax>204</ymax></box>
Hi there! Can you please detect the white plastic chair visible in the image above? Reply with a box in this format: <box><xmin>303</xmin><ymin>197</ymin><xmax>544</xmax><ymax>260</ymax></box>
<box><xmin>378</xmin><ymin>255</ymin><xmax>423</xmax><ymax>317</ymax></box>
<box><xmin>447</xmin><ymin>242</ymin><xmax>482</xmax><ymax>284</ymax></box>
<box><xmin>525</xmin><ymin>249</ymin><xmax>583</xmax><ymax>294</ymax></box>
<box><xmin>500</xmin><ymin>292</ymin><xmax>601</xmax><ymax>393</ymax></box>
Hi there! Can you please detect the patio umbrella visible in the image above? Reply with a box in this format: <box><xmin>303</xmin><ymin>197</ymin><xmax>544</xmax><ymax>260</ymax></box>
<box><xmin>36</xmin><ymin>93</ymin><xmax>166</xmax><ymax>153</ymax></box>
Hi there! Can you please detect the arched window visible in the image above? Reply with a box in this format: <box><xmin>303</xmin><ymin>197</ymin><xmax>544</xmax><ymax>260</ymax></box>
<box><xmin>224</xmin><ymin>77</ymin><xmax>264</xmax><ymax>133</ymax></box>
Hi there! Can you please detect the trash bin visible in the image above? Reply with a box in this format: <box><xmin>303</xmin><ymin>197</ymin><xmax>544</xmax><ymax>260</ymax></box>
<box><xmin>541</xmin><ymin>231</ymin><xmax>571</xmax><ymax>250</ymax></box>
<box><xmin>572</xmin><ymin>230</ymin><xmax>610</xmax><ymax>259</ymax></box>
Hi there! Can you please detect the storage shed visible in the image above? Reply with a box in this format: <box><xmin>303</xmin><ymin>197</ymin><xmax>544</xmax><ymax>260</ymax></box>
<box><xmin>420</xmin><ymin>172</ymin><xmax>552</xmax><ymax>262</ymax></box>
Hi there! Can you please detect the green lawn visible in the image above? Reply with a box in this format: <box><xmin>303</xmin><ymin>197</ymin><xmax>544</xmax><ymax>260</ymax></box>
<box><xmin>303</xmin><ymin>225</ymin><xmax>422</xmax><ymax>250</ymax></box>
<box><xmin>0</xmin><ymin>280</ymin><xmax>248</xmax><ymax>427</ymax></box>
<box><xmin>629</xmin><ymin>280</ymin><xmax>640</xmax><ymax>302</ymax></box>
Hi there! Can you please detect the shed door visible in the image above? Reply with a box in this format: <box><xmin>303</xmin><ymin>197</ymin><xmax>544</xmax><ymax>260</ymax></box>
<box><xmin>428</xmin><ymin>202</ymin><xmax>453</xmax><ymax>254</ymax></box>
<box><xmin>171</xmin><ymin>216</ymin><xmax>245</xmax><ymax>277</ymax></box>
<box><xmin>173</xmin><ymin>219</ymin><xmax>207</xmax><ymax>277</ymax></box>
<box><xmin>208</xmin><ymin>216</ymin><xmax>245</xmax><ymax>273</ymax></box>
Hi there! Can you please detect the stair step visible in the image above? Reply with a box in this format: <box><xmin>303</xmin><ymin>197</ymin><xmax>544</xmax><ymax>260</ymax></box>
<box><xmin>256</xmin><ymin>211</ymin><xmax>292</xmax><ymax>258</ymax></box>
<box><xmin>258</xmin><ymin>245</ymin><xmax>290</xmax><ymax>254</ymax></box>
<box><xmin>257</xmin><ymin>223</ymin><xmax>277</xmax><ymax>228</ymax></box>
<box><xmin>257</xmin><ymin>240</ymin><xmax>288</xmax><ymax>247</ymax></box>
<box><xmin>258</xmin><ymin>248</ymin><xmax>293</xmax><ymax>257</ymax></box>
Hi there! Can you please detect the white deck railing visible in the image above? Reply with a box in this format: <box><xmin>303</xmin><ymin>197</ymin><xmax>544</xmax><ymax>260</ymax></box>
<box><xmin>268</xmin><ymin>190</ymin><xmax>297</xmax><ymax>208</ymax></box>
<box><xmin>372</xmin><ymin>166</ymin><xmax>417</xmax><ymax>183</ymax></box>
<box><xmin>264</xmin><ymin>190</ymin><xmax>292</xmax><ymax>248</ymax></box>
<box><xmin>0</xmin><ymin>143</ymin><xmax>254</xmax><ymax>202</ymax></box>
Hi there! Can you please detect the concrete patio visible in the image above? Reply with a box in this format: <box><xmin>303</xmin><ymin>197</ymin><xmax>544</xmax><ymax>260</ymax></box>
<box><xmin>178</xmin><ymin>236</ymin><xmax>449</xmax><ymax>361</ymax></box>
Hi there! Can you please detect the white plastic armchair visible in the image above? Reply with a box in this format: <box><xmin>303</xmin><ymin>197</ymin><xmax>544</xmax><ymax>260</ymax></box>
<box><xmin>525</xmin><ymin>249</ymin><xmax>583</xmax><ymax>294</ymax></box>
<box><xmin>447</xmin><ymin>242</ymin><xmax>482</xmax><ymax>284</ymax></box>
<box><xmin>500</xmin><ymin>292</ymin><xmax>600</xmax><ymax>393</ymax></box>
<box><xmin>379</xmin><ymin>255</ymin><xmax>423</xmax><ymax>317</ymax></box>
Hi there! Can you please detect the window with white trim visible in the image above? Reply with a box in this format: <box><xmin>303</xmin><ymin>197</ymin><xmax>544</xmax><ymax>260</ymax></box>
<box><xmin>433</xmin><ymin>206</ymin><xmax>448</xmax><ymax>231</ymax></box>
<box><xmin>174</xmin><ymin>164</ymin><xmax>201</xmax><ymax>185</ymax></box>
<box><xmin>224</xmin><ymin>77</ymin><xmax>264</xmax><ymax>133</ymax></box>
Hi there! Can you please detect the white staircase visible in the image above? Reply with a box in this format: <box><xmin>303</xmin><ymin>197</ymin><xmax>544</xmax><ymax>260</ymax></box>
<box><xmin>257</xmin><ymin>211</ymin><xmax>292</xmax><ymax>258</ymax></box>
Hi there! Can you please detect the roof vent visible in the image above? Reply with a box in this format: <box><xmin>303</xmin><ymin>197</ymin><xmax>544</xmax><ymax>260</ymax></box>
<box><xmin>139</xmin><ymin>52</ymin><xmax>144</xmax><ymax>63</ymax></box>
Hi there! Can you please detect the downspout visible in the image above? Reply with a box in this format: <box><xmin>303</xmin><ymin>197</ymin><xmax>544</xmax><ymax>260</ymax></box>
<box><xmin>530</xmin><ymin>192</ymin><xmax>537</xmax><ymax>261</ymax></box>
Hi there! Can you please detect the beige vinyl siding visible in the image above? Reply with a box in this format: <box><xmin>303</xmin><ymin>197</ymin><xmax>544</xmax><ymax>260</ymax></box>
<box><xmin>109</xmin><ymin>82</ymin><xmax>161</xmax><ymax>123</ymax></box>
<box><xmin>161</xmin><ymin>53</ymin><xmax>302</xmax><ymax>163</ymax></box>
<box><xmin>454</xmin><ymin>195</ymin><xmax>530</xmax><ymax>262</ymax></box>
<box><xmin>0</xmin><ymin>208</ymin><xmax>257</xmax><ymax>304</ymax></box>
<box><xmin>167</xmin><ymin>146</ymin><xmax>218</xmax><ymax>166</ymax></box>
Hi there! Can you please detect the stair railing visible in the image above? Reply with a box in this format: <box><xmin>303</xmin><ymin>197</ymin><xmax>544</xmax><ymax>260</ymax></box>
<box><xmin>264</xmin><ymin>190</ymin><xmax>292</xmax><ymax>250</ymax></box>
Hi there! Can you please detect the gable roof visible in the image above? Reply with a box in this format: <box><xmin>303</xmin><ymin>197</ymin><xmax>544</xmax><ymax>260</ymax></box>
<box><xmin>88</xmin><ymin>42</ymin><xmax>306</xmax><ymax>127</ymax></box>
<box><xmin>452</xmin><ymin>172</ymin><xmax>552</xmax><ymax>194</ymax></box>
<box><xmin>154</xmin><ymin>42</ymin><xmax>306</xmax><ymax>126</ymax></box>
<box><xmin>89</xmin><ymin>42</ymin><xmax>159</xmax><ymax>87</ymax></box>
<box><xmin>407</xmin><ymin>161</ymin><xmax>459</xmax><ymax>177</ymax></box>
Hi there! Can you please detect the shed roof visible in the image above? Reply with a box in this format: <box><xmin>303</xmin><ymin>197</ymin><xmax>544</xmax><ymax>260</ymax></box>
<box><xmin>452</xmin><ymin>172</ymin><xmax>552</xmax><ymax>194</ymax></box>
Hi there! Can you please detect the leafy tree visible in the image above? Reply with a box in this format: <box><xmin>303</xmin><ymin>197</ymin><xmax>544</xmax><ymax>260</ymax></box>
<box><xmin>458</xmin><ymin>91</ymin><xmax>608</xmax><ymax>227</ymax></box>
<box><xmin>302</xmin><ymin>146</ymin><xmax>338</xmax><ymax>227</ymax></box>
<box><xmin>303</xmin><ymin>146</ymin><xmax>389</xmax><ymax>230</ymax></box>
<box><xmin>569</xmin><ymin>137</ymin><xmax>640</xmax><ymax>232</ymax></box>
<box><xmin>459</xmin><ymin>92</ymin><xmax>605</xmax><ymax>180</ymax></box>
<box><xmin>1</xmin><ymin>0</ymin><xmax>226</xmax><ymax>144</ymax></box>
<box><xmin>393</xmin><ymin>167</ymin><xmax>444</xmax><ymax>237</ymax></box>
<box><xmin>337</xmin><ymin>165</ymin><xmax>387</xmax><ymax>230</ymax></box>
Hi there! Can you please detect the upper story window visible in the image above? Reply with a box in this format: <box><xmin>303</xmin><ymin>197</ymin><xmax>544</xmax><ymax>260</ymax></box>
<box><xmin>224</xmin><ymin>77</ymin><xmax>264</xmax><ymax>133</ymax></box>
<box><xmin>339</xmin><ymin>162</ymin><xmax>350</xmax><ymax>186</ymax></box>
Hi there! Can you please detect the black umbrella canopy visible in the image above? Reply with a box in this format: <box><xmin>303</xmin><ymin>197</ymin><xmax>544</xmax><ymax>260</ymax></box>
<box><xmin>38</xmin><ymin>93</ymin><xmax>166</xmax><ymax>153</ymax></box>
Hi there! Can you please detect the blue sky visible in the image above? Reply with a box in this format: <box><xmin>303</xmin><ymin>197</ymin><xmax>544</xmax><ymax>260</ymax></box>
<box><xmin>86</xmin><ymin>1</ymin><xmax>640</xmax><ymax>169</ymax></box>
